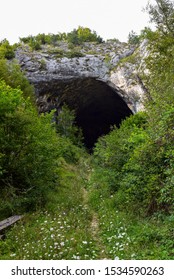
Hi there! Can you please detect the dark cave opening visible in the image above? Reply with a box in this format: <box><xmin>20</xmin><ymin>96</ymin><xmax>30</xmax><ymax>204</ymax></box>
<box><xmin>57</xmin><ymin>78</ymin><xmax>133</xmax><ymax>149</ymax></box>
<box><xmin>36</xmin><ymin>78</ymin><xmax>133</xmax><ymax>149</ymax></box>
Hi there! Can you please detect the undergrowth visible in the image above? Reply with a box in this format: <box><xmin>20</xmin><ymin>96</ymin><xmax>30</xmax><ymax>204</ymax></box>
<box><xmin>0</xmin><ymin>156</ymin><xmax>174</xmax><ymax>260</ymax></box>
<box><xmin>0</xmin><ymin>161</ymin><xmax>100</xmax><ymax>260</ymax></box>
<box><xmin>88</xmin><ymin>169</ymin><xmax>174</xmax><ymax>260</ymax></box>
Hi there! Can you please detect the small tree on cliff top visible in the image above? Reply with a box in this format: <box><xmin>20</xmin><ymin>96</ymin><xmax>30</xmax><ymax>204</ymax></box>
<box><xmin>146</xmin><ymin>0</ymin><xmax>174</xmax><ymax>36</ymax></box>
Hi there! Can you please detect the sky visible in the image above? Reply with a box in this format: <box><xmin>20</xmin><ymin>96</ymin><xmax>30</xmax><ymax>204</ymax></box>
<box><xmin>0</xmin><ymin>0</ymin><xmax>155</xmax><ymax>44</ymax></box>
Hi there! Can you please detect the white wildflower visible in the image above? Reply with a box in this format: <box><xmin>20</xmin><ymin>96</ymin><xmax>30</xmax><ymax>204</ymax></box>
<box><xmin>10</xmin><ymin>253</ymin><xmax>16</xmax><ymax>257</ymax></box>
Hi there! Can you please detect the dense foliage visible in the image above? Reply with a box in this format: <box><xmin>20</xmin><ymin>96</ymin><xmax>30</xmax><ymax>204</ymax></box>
<box><xmin>56</xmin><ymin>104</ymin><xmax>83</xmax><ymax>147</ymax></box>
<box><xmin>0</xmin><ymin>81</ymin><xmax>57</xmax><ymax>213</ymax></box>
<box><xmin>0</xmin><ymin>49</ymin><xmax>83</xmax><ymax>217</ymax></box>
<box><xmin>0</xmin><ymin>39</ymin><xmax>15</xmax><ymax>59</ymax></box>
<box><xmin>93</xmin><ymin>109</ymin><xmax>174</xmax><ymax>216</ymax></box>
<box><xmin>92</xmin><ymin>0</ymin><xmax>174</xmax><ymax>218</ymax></box>
<box><xmin>66</xmin><ymin>26</ymin><xmax>103</xmax><ymax>45</ymax></box>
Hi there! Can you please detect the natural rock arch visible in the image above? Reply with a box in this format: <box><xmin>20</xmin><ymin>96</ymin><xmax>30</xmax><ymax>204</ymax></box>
<box><xmin>15</xmin><ymin>42</ymin><xmax>146</xmax><ymax>147</ymax></box>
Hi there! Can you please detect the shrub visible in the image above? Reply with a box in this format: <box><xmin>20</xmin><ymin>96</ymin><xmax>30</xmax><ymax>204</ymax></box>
<box><xmin>29</xmin><ymin>38</ymin><xmax>41</xmax><ymax>50</ymax></box>
<box><xmin>67</xmin><ymin>26</ymin><xmax>103</xmax><ymax>45</ymax></box>
<box><xmin>56</xmin><ymin>104</ymin><xmax>83</xmax><ymax>148</ymax></box>
<box><xmin>65</xmin><ymin>50</ymin><xmax>84</xmax><ymax>58</ymax></box>
<box><xmin>0</xmin><ymin>58</ymin><xmax>35</xmax><ymax>101</ymax></box>
<box><xmin>93</xmin><ymin>106</ymin><xmax>174</xmax><ymax>216</ymax></box>
<box><xmin>128</xmin><ymin>31</ymin><xmax>141</xmax><ymax>45</ymax></box>
<box><xmin>0</xmin><ymin>81</ymin><xmax>60</xmax><ymax>214</ymax></box>
<box><xmin>0</xmin><ymin>39</ymin><xmax>15</xmax><ymax>59</ymax></box>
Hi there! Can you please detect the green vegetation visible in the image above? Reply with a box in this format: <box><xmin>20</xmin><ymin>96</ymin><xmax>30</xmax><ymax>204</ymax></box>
<box><xmin>0</xmin><ymin>161</ymin><xmax>101</xmax><ymax>260</ymax></box>
<box><xmin>66</xmin><ymin>26</ymin><xmax>103</xmax><ymax>45</ymax></box>
<box><xmin>128</xmin><ymin>30</ymin><xmax>141</xmax><ymax>45</ymax></box>
<box><xmin>0</xmin><ymin>58</ymin><xmax>34</xmax><ymax>101</ymax></box>
<box><xmin>146</xmin><ymin>0</ymin><xmax>174</xmax><ymax>37</ymax></box>
<box><xmin>20</xmin><ymin>26</ymin><xmax>103</xmax><ymax>49</ymax></box>
<box><xmin>0</xmin><ymin>39</ymin><xmax>15</xmax><ymax>59</ymax></box>
<box><xmin>47</xmin><ymin>47</ymin><xmax>84</xmax><ymax>59</ymax></box>
<box><xmin>0</xmin><ymin>50</ymin><xmax>83</xmax><ymax>216</ymax></box>
<box><xmin>0</xmin><ymin>81</ymin><xmax>69</xmax><ymax>215</ymax></box>
<box><xmin>87</xmin><ymin>0</ymin><xmax>174</xmax><ymax>259</ymax></box>
<box><xmin>88</xmin><ymin>185</ymin><xmax>174</xmax><ymax>259</ymax></box>
<box><xmin>56</xmin><ymin>105</ymin><xmax>83</xmax><ymax>148</ymax></box>
<box><xmin>0</xmin><ymin>0</ymin><xmax>174</xmax><ymax>260</ymax></box>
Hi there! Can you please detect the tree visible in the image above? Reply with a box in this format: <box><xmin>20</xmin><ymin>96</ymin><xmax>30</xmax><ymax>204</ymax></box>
<box><xmin>128</xmin><ymin>30</ymin><xmax>140</xmax><ymax>45</ymax></box>
<box><xmin>0</xmin><ymin>58</ymin><xmax>35</xmax><ymax>101</ymax></box>
<box><xmin>146</xmin><ymin>0</ymin><xmax>174</xmax><ymax>36</ymax></box>
<box><xmin>67</xmin><ymin>26</ymin><xmax>103</xmax><ymax>45</ymax></box>
<box><xmin>93</xmin><ymin>7</ymin><xmax>174</xmax><ymax>214</ymax></box>
<box><xmin>56</xmin><ymin>104</ymin><xmax>83</xmax><ymax>147</ymax></box>
<box><xmin>137</xmin><ymin>1</ymin><xmax>174</xmax><ymax>109</ymax></box>
<box><xmin>0</xmin><ymin>80</ymin><xmax>60</xmax><ymax>214</ymax></box>
<box><xmin>0</xmin><ymin>39</ymin><xmax>15</xmax><ymax>59</ymax></box>
<box><xmin>77</xmin><ymin>26</ymin><xmax>103</xmax><ymax>43</ymax></box>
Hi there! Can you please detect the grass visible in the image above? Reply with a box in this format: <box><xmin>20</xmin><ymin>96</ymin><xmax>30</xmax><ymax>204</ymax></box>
<box><xmin>0</xmin><ymin>209</ymin><xmax>98</xmax><ymax>260</ymax></box>
<box><xmin>0</xmin><ymin>156</ymin><xmax>173</xmax><ymax>260</ymax></box>
<box><xmin>88</xmin><ymin>179</ymin><xmax>174</xmax><ymax>260</ymax></box>
<box><xmin>0</xmin><ymin>160</ymin><xmax>101</xmax><ymax>260</ymax></box>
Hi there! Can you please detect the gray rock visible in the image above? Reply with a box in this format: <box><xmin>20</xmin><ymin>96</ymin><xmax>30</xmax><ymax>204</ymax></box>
<box><xmin>15</xmin><ymin>40</ymin><xmax>148</xmax><ymax>114</ymax></box>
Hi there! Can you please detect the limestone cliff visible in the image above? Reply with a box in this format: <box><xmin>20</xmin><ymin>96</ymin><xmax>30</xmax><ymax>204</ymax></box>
<box><xmin>15</xmin><ymin>41</ymin><xmax>147</xmax><ymax>112</ymax></box>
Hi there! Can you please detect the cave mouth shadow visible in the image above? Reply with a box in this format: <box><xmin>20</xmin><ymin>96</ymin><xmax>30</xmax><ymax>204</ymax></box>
<box><xmin>36</xmin><ymin>77</ymin><xmax>133</xmax><ymax>149</ymax></box>
<box><xmin>57</xmin><ymin>78</ymin><xmax>133</xmax><ymax>150</ymax></box>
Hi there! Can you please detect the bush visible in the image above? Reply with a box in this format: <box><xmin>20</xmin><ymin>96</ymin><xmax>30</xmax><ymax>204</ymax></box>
<box><xmin>0</xmin><ymin>58</ymin><xmax>35</xmax><ymax>101</ymax></box>
<box><xmin>19</xmin><ymin>28</ymin><xmax>103</xmax><ymax>48</ymax></box>
<box><xmin>56</xmin><ymin>104</ymin><xmax>83</xmax><ymax>147</ymax></box>
<box><xmin>93</xmin><ymin>106</ymin><xmax>174</xmax><ymax>216</ymax></box>
<box><xmin>0</xmin><ymin>39</ymin><xmax>15</xmax><ymax>59</ymax></box>
<box><xmin>94</xmin><ymin>112</ymin><xmax>147</xmax><ymax>181</ymax></box>
<box><xmin>65</xmin><ymin>50</ymin><xmax>84</xmax><ymax>58</ymax></box>
<box><xmin>0</xmin><ymin>81</ymin><xmax>60</xmax><ymax>214</ymax></box>
<box><xmin>67</xmin><ymin>26</ymin><xmax>103</xmax><ymax>45</ymax></box>
<box><xmin>128</xmin><ymin>30</ymin><xmax>141</xmax><ymax>45</ymax></box>
<box><xmin>29</xmin><ymin>37</ymin><xmax>41</xmax><ymax>50</ymax></box>
<box><xmin>121</xmin><ymin>109</ymin><xmax>174</xmax><ymax>215</ymax></box>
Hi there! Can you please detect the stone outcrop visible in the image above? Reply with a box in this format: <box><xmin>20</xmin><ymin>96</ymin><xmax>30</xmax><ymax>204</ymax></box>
<box><xmin>15</xmin><ymin>40</ymin><xmax>147</xmax><ymax>147</ymax></box>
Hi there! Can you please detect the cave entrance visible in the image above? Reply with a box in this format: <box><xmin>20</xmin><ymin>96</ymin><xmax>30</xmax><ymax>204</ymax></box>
<box><xmin>37</xmin><ymin>77</ymin><xmax>132</xmax><ymax>149</ymax></box>
<box><xmin>55</xmin><ymin>78</ymin><xmax>133</xmax><ymax>149</ymax></box>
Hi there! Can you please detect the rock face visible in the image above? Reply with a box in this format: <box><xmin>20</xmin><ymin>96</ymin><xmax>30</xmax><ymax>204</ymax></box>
<box><xmin>15</xmin><ymin>41</ymin><xmax>146</xmax><ymax>148</ymax></box>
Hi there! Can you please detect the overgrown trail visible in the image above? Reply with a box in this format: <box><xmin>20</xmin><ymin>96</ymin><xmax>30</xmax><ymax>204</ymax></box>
<box><xmin>82</xmin><ymin>187</ymin><xmax>109</xmax><ymax>259</ymax></box>
<box><xmin>0</xmin><ymin>160</ymin><xmax>109</xmax><ymax>260</ymax></box>
<box><xmin>1</xmin><ymin>153</ymin><xmax>172</xmax><ymax>261</ymax></box>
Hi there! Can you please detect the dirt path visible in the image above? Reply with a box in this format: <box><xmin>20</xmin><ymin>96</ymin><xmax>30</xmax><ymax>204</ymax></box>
<box><xmin>82</xmin><ymin>187</ymin><xmax>109</xmax><ymax>259</ymax></box>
